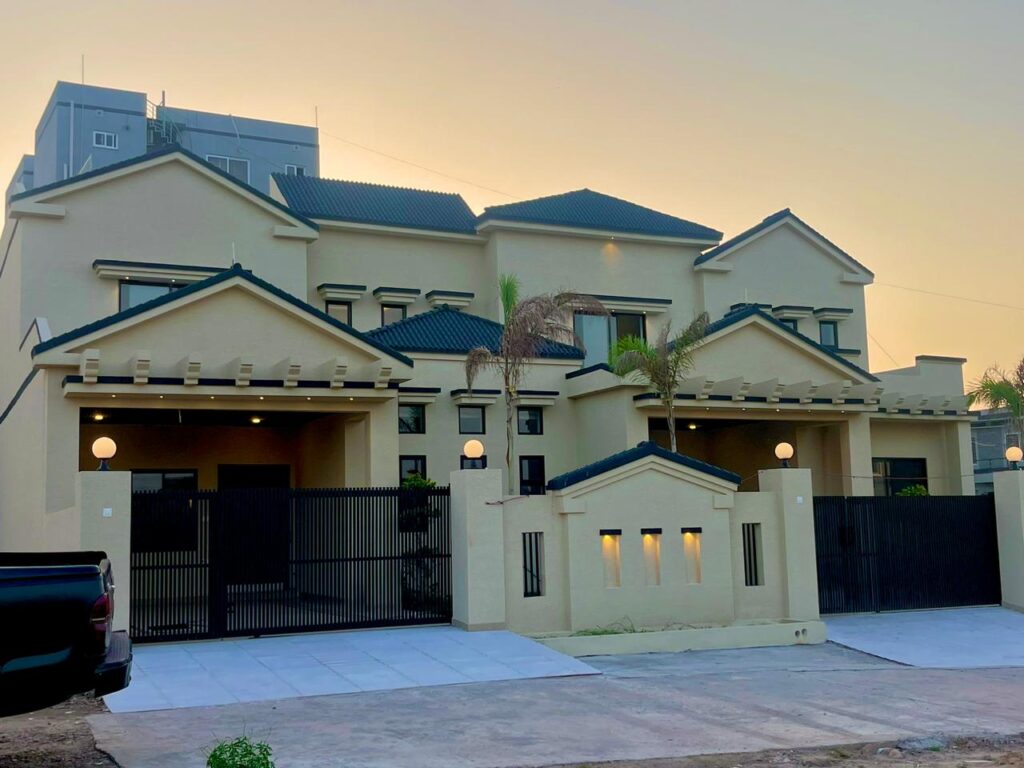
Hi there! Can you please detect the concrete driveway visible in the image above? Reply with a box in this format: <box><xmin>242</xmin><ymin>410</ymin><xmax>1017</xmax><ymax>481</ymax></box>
<box><xmin>90</xmin><ymin>642</ymin><xmax>1024</xmax><ymax>768</ymax></box>
<box><xmin>826</xmin><ymin>606</ymin><xmax>1024</xmax><ymax>668</ymax></box>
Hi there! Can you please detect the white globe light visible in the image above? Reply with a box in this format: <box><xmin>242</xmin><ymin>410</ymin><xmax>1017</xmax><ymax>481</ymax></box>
<box><xmin>774</xmin><ymin>442</ymin><xmax>795</xmax><ymax>461</ymax></box>
<box><xmin>1006</xmin><ymin>446</ymin><xmax>1023</xmax><ymax>463</ymax></box>
<box><xmin>463</xmin><ymin>439</ymin><xmax>484</xmax><ymax>459</ymax></box>
<box><xmin>92</xmin><ymin>436</ymin><xmax>117</xmax><ymax>460</ymax></box>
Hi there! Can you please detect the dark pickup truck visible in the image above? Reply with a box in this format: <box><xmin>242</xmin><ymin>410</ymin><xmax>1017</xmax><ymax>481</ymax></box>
<box><xmin>0</xmin><ymin>552</ymin><xmax>132</xmax><ymax>715</ymax></box>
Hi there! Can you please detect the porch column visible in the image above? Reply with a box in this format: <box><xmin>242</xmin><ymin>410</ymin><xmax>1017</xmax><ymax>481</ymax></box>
<box><xmin>450</xmin><ymin>468</ymin><xmax>506</xmax><ymax>630</ymax></box>
<box><xmin>367</xmin><ymin>401</ymin><xmax>400</xmax><ymax>487</ymax></box>
<box><xmin>950</xmin><ymin>420</ymin><xmax>976</xmax><ymax>496</ymax></box>
<box><xmin>839</xmin><ymin>414</ymin><xmax>874</xmax><ymax>496</ymax></box>
<box><xmin>759</xmin><ymin>467</ymin><xmax>820</xmax><ymax>620</ymax></box>
<box><xmin>993</xmin><ymin>469</ymin><xmax>1024</xmax><ymax>612</ymax></box>
<box><xmin>75</xmin><ymin>471</ymin><xmax>133</xmax><ymax>632</ymax></box>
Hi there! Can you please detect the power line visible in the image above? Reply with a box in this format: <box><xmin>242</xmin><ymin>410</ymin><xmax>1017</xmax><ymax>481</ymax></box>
<box><xmin>875</xmin><ymin>282</ymin><xmax>1024</xmax><ymax>313</ymax></box>
<box><xmin>317</xmin><ymin>128</ymin><xmax>521</xmax><ymax>200</ymax></box>
<box><xmin>868</xmin><ymin>330</ymin><xmax>901</xmax><ymax>367</ymax></box>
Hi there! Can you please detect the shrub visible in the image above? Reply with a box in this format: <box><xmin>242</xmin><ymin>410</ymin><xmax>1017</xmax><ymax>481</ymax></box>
<box><xmin>401</xmin><ymin>472</ymin><xmax>437</xmax><ymax>490</ymax></box>
<box><xmin>896</xmin><ymin>484</ymin><xmax>929</xmax><ymax>497</ymax></box>
<box><xmin>207</xmin><ymin>736</ymin><xmax>275</xmax><ymax>768</ymax></box>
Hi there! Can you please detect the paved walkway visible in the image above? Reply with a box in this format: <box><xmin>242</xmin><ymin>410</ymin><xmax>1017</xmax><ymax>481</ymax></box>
<box><xmin>826</xmin><ymin>607</ymin><xmax>1024</xmax><ymax>668</ymax></box>
<box><xmin>90</xmin><ymin>643</ymin><xmax>1024</xmax><ymax>768</ymax></box>
<box><xmin>104</xmin><ymin>626</ymin><xmax>597</xmax><ymax>713</ymax></box>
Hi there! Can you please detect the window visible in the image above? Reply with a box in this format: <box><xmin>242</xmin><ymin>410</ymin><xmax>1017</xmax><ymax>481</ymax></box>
<box><xmin>285</xmin><ymin>164</ymin><xmax>306</xmax><ymax>176</ymax></box>
<box><xmin>399</xmin><ymin>455</ymin><xmax>427</xmax><ymax>482</ymax></box>
<box><xmin>325</xmin><ymin>300</ymin><xmax>352</xmax><ymax>326</ymax></box>
<box><xmin>612</xmin><ymin>312</ymin><xmax>646</xmax><ymax>342</ymax></box>
<box><xmin>398</xmin><ymin>404</ymin><xmax>425</xmax><ymax>434</ymax></box>
<box><xmin>92</xmin><ymin>130</ymin><xmax>118</xmax><ymax>149</ymax></box>
<box><xmin>206</xmin><ymin>154</ymin><xmax>250</xmax><ymax>184</ymax></box>
<box><xmin>573</xmin><ymin>312</ymin><xmax>648</xmax><ymax>366</ymax></box>
<box><xmin>1007</xmin><ymin>433</ymin><xmax>1021</xmax><ymax>450</ymax></box>
<box><xmin>119</xmin><ymin>281</ymin><xmax>182</xmax><ymax>311</ymax></box>
<box><xmin>819</xmin><ymin>320</ymin><xmax>838</xmax><ymax>348</ymax></box>
<box><xmin>600</xmin><ymin>529</ymin><xmax>622</xmax><ymax>588</ymax></box>
<box><xmin>517</xmin><ymin>406</ymin><xmax>543</xmax><ymax>435</ymax></box>
<box><xmin>458</xmin><ymin>406</ymin><xmax>486</xmax><ymax>435</ymax></box>
<box><xmin>742</xmin><ymin>523</ymin><xmax>764</xmax><ymax>586</ymax></box>
<box><xmin>381</xmin><ymin>304</ymin><xmax>406</xmax><ymax>326</ymax></box>
<box><xmin>519</xmin><ymin>455</ymin><xmax>546</xmax><ymax>495</ymax></box>
<box><xmin>779</xmin><ymin>318</ymin><xmax>799</xmax><ymax>333</ymax></box>
<box><xmin>642</xmin><ymin>528</ymin><xmax>662</xmax><ymax>586</ymax></box>
<box><xmin>522</xmin><ymin>532</ymin><xmax>544</xmax><ymax>597</ymax></box>
<box><xmin>131</xmin><ymin>470</ymin><xmax>198</xmax><ymax>492</ymax></box>
<box><xmin>872</xmin><ymin>457</ymin><xmax>928</xmax><ymax>496</ymax></box>
<box><xmin>681</xmin><ymin>527</ymin><xmax>702</xmax><ymax>584</ymax></box>
<box><xmin>460</xmin><ymin>455</ymin><xmax>487</xmax><ymax>469</ymax></box>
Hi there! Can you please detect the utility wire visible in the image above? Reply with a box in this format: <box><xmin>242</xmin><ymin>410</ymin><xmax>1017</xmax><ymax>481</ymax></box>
<box><xmin>868</xmin><ymin>330</ymin><xmax>901</xmax><ymax>367</ymax></box>
<box><xmin>874</xmin><ymin>282</ymin><xmax>1024</xmax><ymax>313</ymax></box>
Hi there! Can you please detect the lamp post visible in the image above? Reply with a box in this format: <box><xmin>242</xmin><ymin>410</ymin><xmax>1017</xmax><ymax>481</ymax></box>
<box><xmin>91</xmin><ymin>437</ymin><xmax>117</xmax><ymax>471</ymax></box>
<box><xmin>1006</xmin><ymin>445</ymin><xmax>1023</xmax><ymax>470</ymax></box>
<box><xmin>463</xmin><ymin>439</ymin><xmax>485</xmax><ymax>469</ymax></box>
<box><xmin>774</xmin><ymin>441</ymin><xmax>795</xmax><ymax>468</ymax></box>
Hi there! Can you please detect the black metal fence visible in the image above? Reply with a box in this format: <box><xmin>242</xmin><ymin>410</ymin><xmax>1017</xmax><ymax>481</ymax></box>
<box><xmin>813</xmin><ymin>495</ymin><xmax>1001</xmax><ymax>614</ymax></box>
<box><xmin>130</xmin><ymin>486</ymin><xmax>451</xmax><ymax>642</ymax></box>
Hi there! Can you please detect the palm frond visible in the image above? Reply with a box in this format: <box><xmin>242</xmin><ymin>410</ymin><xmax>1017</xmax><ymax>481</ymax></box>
<box><xmin>465</xmin><ymin>346</ymin><xmax>495</xmax><ymax>393</ymax></box>
<box><xmin>499</xmin><ymin>274</ymin><xmax>520</xmax><ymax>323</ymax></box>
<box><xmin>968</xmin><ymin>367</ymin><xmax>1024</xmax><ymax>419</ymax></box>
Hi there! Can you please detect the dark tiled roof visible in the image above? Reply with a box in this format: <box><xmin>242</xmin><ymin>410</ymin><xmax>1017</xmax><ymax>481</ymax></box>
<box><xmin>547</xmin><ymin>441</ymin><xmax>740</xmax><ymax>490</ymax></box>
<box><xmin>32</xmin><ymin>264</ymin><xmax>413</xmax><ymax>366</ymax></box>
<box><xmin>365</xmin><ymin>306</ymin><xmax>583</xmax><ymax>360</ymax></box>
<box><xmin>272</xmin><ymin>174</ymin><xmax>478</xmax><ymax>234</ymax></box>
<box><xmin>479</xmin><ymin>189</ymin><xmax>722</xmax><ymax>241</ymax></box>
<box><xmin>695</xmin><ymin>208</ymin><xmax>874</xmax><ymax>276</ymax></box>
<box><xmin>703</xmin><ymin>305</ymin><xmax>879</xmax><ymax>382</ymax></box>
<box><xmin>11</xmin><ymin>144</ymin><xmax>318</xmax><ymax>229</ymax></box>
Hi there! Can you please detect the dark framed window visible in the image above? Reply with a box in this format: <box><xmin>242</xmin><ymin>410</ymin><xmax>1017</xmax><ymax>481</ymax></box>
<box><xmin>119</xmin><ymin>280</ymin><xmax>182</xmax><ymax>311</ymax></box>
<box><xmin>399</xmin><ymin>455</ymin><xmax>427</xmax><ymax>482</ymax></box>
<box><xmin>381</xmin><ymin>304</ymin><xmax>407</xmax><ymax>325</ymax></box>
<box><xmin>326</xmin><ymin>300</ymin><xmax>352</xmax><ymax>326</ymax></box>
<box><xmin>398</xmin><ymin>404</ymin><xmax>425</xmax><ymax>434</ymax></box>
<box><xmin>459</xmin><ymin>405</ymin><xmax>486</xmax><ymax>435</ymax></box>
<box><xmin>779</xmin><ymin>318</ymin><xmax>799</xmax><ymax>333</ymax></box>
<box><xmin>573</xmin><ymin>311</ymin><xmax>647</xmax><ymax>366</ymax></box>
<box><xmin>819</xmin><ymin>320</ymin><xmax>838</xmax><ymax>348</ymax></box>
<box><xmin>742</xmin><ymin>523</ymin><xmax>764</xmax><ymax>586</ymax></box>
<box><xmin>522</xmin><ymin>532</ymin><xmax>544</xmax><ymax>597</ymax></box>
<box><xmin>517</xmin><ymin>406</ymin><xmax>543</xmax><ymax>435</ymax></box>
<box><xmin>519</xmin><ymin>456</ymin><xmax>546</xmax><ymax>496</ymax></box>
<box><xmin>872</xmin><ymin>457</ymin><xmax>928</xmax><ymax>496</ymax></box>
<box><xmin>612</xmin><ymin>312</ymin><xmax>646</xmax><ymax>343</ymax></box>
<box><xmin>285</xmin><ymin>164</ymin><xmax>306</xmax><ymax>176</ymax></box>
<box><xmin>460</xmin><ymin>455</ymin><xmax>487</xmax><ymax>469</ymax></box>
<box><xmin>206</xmin><ymin>154</ymin><xmax>250</xmax><ymax>183</ymax></box>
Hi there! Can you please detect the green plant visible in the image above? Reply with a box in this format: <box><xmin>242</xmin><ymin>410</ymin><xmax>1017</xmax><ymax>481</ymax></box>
<box><xmin>968</xmin><ymin>361</ymin><xmax>1024</xmax><ymax>436</ymax></box>
<box><xmin>400</xmin><ymin>473</ymin><xmax>437</xmax><ymax>490</ymax></box>
<box><xmin>466</xmin><ymin>274</ymin><xmax>604</xmax><ymax>494</ymax></box>
<box><xmin>896</xmin><ymin>483</ymin><xmax>929</xmax><ymax>497</ymax></box>
<box><xmin>610</xmin><ymin>314</ymin><xmax>709</xmax><ymax>453</ymax></box>
<box><xmin>573</xmin><ymin>617</ymin><xmax>638</xmax><ymax>636</ymax></box>
<box><xmin>207</xmin><ymin>736</ymin><xmax>275</xmax><ymax>768</ymax></box>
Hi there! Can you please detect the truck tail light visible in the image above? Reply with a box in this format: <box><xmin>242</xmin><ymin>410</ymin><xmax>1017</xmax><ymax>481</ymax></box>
<box><xmin>91</xmin><ymin>593</ymin><xmax>112</xmax><ymax>648</ymax></box>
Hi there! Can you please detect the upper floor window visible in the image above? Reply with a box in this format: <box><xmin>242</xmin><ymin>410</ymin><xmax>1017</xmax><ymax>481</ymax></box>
<box><xmin>519</xmin><ymin>456</ymin><xmax>546</xmax><ymax>496</ymax></box>
<box><xmin>399</xmin><ymin>404</ymin><xmax>426</xmax><ymax>434</ymax></box>
<box><xmin>518</xmin><ymin>406</ymin><xmax>543</xmax><ymax>435</ymax></box>
<box><xmin>285</xmin><ymin>164</ymin><xmax>306</xmax><ymax>176</ymax></box>
<box><xmin>93</xmin><ymin>131</ymin><xmax>118</xmax><ymax>150</ymax></box>
<box><xmin>119</xmin><ymin>281</ymin><xmax>181</xmax><ymax>311</ymax></box>
<box><xmin>818</xmin><ymin>320</ymin><xmax>838</xmax><ymax>348</ymax></box>
<box><xmin>325</xmin><ymin>300</ymin><xmax>352</xmax><ymax>326</ymax></box>
<box><xmin>779</xmin><ymin>318</ymin><xmax>799</xmax><ymax>333</ymax></box>
<box><xmin>381</xmin><ymin>304</ymin><xmax>406</xmax><ymax>326</ymax></box>
<box><xmin>207</xmin><ymin>154</ymin><xmax>250</xmax><ymax>184</ymax></box>
<box><xmin>573</xmin><ymin>311</ymin><xmax>647</xmax><ymax>367</ymax></box>
<box><xmin>459</xmin><ymin>406</ymin><xmax>486</xmax><ymax>435</ymax></box>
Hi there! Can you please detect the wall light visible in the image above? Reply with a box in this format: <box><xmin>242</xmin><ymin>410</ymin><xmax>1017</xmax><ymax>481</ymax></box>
<box><xmin>774</xmin><ymin>441</ymin><xmax>795</xmax><ymax>468</ymax></box>
<box><xmin>250</xmin><ymin>416</ymin><xmax>263</xmax><ymax>425</ymax></box>
<box><xmin>92</xmin><ymin>412</ymin><xmax>105</xmax><ymax>422</ymax></box>
<box><xmin>1007</xmin><ymin>445</ymin><xmax>1023</xmax><ymax>469</ymax></box>
<box><xmin>92</xmin><ymin>436</ymin><xmax>117</xmax><ymax>471</ymax></box>
<box><xmin>463</xmin><ymin>439</ymin><xmax>484</xmax><ymax>460</ymax></box>
<box><xmin>687</xmin><ymin>423</ymin><xmax>697</xmax><ymax>430</ymax></box>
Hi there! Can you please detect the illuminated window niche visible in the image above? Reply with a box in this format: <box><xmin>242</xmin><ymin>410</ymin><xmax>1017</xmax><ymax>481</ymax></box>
<box><xmin>600</xmin><ymin>529</ymin><xmax>622</xmax><ymax>588</ymax></box>
<box><xmin>681</xmin><ymin>527</ymin><xmax>702</xmax><ymax>584</ymax></box>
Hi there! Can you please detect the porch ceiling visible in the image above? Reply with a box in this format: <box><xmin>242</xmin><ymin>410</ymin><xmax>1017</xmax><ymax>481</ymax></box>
<box><xmin>80</xmin><ymin>407</ymin><xmax>338</xmax><ymax>428</ymax></box>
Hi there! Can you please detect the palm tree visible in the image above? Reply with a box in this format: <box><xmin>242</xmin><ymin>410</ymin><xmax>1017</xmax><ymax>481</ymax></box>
<box><xmin>466</xmin><ymin>274</ymin><xmax>604</xmax><ymax>495</ymax></box>
<box><xmin>968</xmin><ymin>360</ymin><xmax>1024</xmax><ymax>437</ymax></box>
<box><xmin>610</xmin><ymin>314</ymin><xmax>710</xmax><ymax>454</ymax></box>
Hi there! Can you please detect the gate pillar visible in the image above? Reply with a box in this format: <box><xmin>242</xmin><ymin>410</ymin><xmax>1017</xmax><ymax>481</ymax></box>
<box><xmin>75</xmin><ymin>471</ymin><xmax>132</xmax><ymax>632</ymax></box>
<box><xmin>759</xmin><ymin>467</ymin><xmax>820</xmax><ymax>621</ymax></box>
<box><xmin>450</xmin><ymin>469</ymin><xmax>506</xmax><ymax>631</ymax></box>
<box><xmin>993</xmin><ymin>469</ymin><xmax>1024</xmax><ymax>612</ymax></box>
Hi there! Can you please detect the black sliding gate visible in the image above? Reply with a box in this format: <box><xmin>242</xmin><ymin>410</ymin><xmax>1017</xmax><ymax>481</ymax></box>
<box><xmin>130</xmin><ymin>487</ymin><xmax>451</xmax><ymax>642</ymax></box>
<box><xmin>813</xmin><ymin>495</ymin><xmax>1001</xmax><ymax>614</ymax></box>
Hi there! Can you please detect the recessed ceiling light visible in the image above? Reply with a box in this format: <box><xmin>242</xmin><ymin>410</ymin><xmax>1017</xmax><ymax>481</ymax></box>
<box><xmin>250</xmin><ymin>416</ymin><xmax>263</xmax><ymax>425</ymax></box>
<box><xmin>93</xmin><ymin>413</ymin><xmax>105</xmax><ymax>421</ymax></box>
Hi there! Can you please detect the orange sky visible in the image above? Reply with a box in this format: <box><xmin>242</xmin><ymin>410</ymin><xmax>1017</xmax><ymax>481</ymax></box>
<box><xmin>2</xmin><ymin>0</ymin><xmax>1021</xmax><ymax>387</ymax></box>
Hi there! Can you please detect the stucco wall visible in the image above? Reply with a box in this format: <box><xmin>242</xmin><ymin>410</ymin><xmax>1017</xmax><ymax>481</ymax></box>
<box><xmin>869</xmin><ymin>418</ymin><xmax>967</xmax><ymax>495</ymax></box>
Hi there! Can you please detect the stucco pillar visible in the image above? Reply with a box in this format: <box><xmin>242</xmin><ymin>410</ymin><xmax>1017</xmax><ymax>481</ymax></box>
<box><xmin>344</xmin><ymin>416</ymin><xmax>368</xmax><ymax>486</ymax></box>
<box><xmin>993</xmin><ymin>469</ymin><xmax>1024</xmax><ymax>612</ymax></box>
<box><xmin>367</xmin><ymin>401</ymin><xmax>400</xmax><ymax>487</ymax></box>
<box><xmin>839</xmin><ymin>414</ymin><xmax>874</xmax><ymax>496</ymax></box>
<box><xmin>951</xmin><ymin>421</ymin><xmax>976</xmax><ymax>496</ymax></box>
<box><xmin>450</xmin><ymin>468</ymin><xmax>506</xmax><ymax>630</ymax></box>
<box><xmin>75</xmin><ymin>471</ymin><xmax>132</xmax><ymax>632</ymax></box>
<box><xmin>758</xmin><ymin>467</ymin><xmax>820</xmax><ymax>620</ymax></box>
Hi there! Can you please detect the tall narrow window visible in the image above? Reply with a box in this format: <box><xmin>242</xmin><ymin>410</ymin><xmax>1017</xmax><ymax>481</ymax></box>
<box><xmin>641</xmin><ymin>528</ymin><xmax>661</xmax><ymax>586</ymax></box>
<box><xmin>519</xmin><ymin>456</ymin><xmax>546</xmax><ymax>496</ymax></box>
<box><xmin>742</xmin><ymin>522</ymin><xmax>764</xmax><ymax>586</ymax></box>
<box><xmin>600</xmin><ymin>529</ymin><xmax>622</xmax><ymax>588</ymax></box>
<box><xmin>818</xmin><ymin>320</ymin><xmax>838</xmax><ymax>348</ymax></box>
<box><xmin>325</xmin><ymin>300</ymin><xmax>352</xmax><ymax>326</ymax></box>
<box><xmin>522</xmin><ymin>532</ymin><xmax>544</xmax><ymax>597</ymax></box>
<box><xmin>398</xmin><ymin>404</ymin><xmax>425</xmax><ymax>434</ymax></box>
<box><xmin>517</xmin><ymin>406</ymin><xmax>543</xmax><ymax>435</ymax></box>
<box><xmin>681</xmin><ymin>527</ymin><xmax>702</xmax><ymax>584</ymax></box>
<box><xmin>574</xmin><ymin>312</ymin><xmax>611</xmax><ymax>367</ymax></box>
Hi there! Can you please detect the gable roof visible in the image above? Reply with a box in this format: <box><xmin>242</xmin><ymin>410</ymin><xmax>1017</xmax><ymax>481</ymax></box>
<box><xmin>364</xmin><ymin>305</ymin><xmax>583</xmax><ymax>360</ymax></box>
<box><xmin>479</xmin><ymin>189</ymin><xmax>722</xmax><ymax>241</ymax></box>
<box><xmin>272</xmin><ymin>174</ymin><xmax>478</xmax><ymax>234</ymax></box>
<box><xmin>32</xmin><ymin>264</ymin><xmax>413</xmax><ymax>366</ymax></box>
<box><xmin>547</xmin><ymin>441</ymin><xmax>740</xmax><ymax>490</ymax></box>
<box><xmin>701</xmin><ymin>304</ymin><xmax>879</xmax><ymax>382</ymax></box>
<box><xmin>694</xmin><ymin>208</ymin><xmax>873</xmax><ymax>276</ymax></box>
<box><xmin>11</xmin><ymin>144</ymin><xmax>318</xmax><ymax>230</ymax></box>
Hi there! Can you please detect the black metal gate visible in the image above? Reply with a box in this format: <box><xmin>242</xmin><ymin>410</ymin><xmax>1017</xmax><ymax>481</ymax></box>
<box><xmin>130</xmin><ymin>487</ymin><xmax>452</xmax><ymax>642</ymax></box>
<box><xmin>813</xmin><ymin>495</ymin><xmax>1001</xmax><ymax>614</ymax></box>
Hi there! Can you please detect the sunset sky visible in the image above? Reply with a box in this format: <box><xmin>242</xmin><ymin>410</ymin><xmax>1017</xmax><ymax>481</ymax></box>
<box><xmin>2</xmin><ymin>0</ymin><xmax>1020</xmax><ymax>387</ymax></box>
